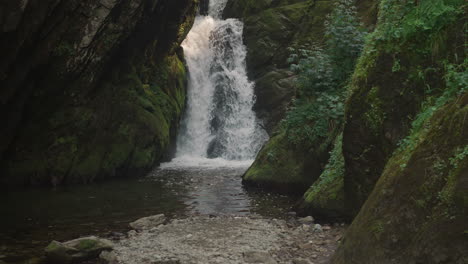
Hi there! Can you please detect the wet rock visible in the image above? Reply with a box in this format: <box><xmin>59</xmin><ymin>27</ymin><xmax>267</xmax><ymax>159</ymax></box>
<box><xmin>243</xmin><ymin>251</ymin><xmax>277</xmax><ymax>264</ymax></box>
<box><xmin>298</xmin><ymin>216</ymin><xmax>314</xmax><ymax>225</ymax></box>
<box><xmin>129</xmin><ymin>214</ymin><xmax>166</xmax><ymax>231</ymax></box>
<box><xmin>45</xmin><ymin>236</ymin><xmax>113</xmax><ymax>264</ymax></box>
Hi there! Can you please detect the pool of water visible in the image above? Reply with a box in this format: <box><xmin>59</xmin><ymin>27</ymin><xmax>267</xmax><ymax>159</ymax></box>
<box><xmin>0</xmin><ymin>161</ymin><xmax>296</xmax><ymax>262</ymax></box>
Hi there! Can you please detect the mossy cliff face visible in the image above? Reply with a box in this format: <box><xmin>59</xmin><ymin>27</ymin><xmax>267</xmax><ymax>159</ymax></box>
<box><xmin>332</xmin><ymin>94</ymin><xmax>468</xmax><ymax>263</ymax></box>
<box><xmin>232</xmin><ymin>0</ymin><xmax>376</xmax><ymax>194</ymax></box>
<box><xmin>224</xmin><ymin>0</ymin><xmax>377</xmax><ymax>131</ymax></box>
<box><xmin>329</xmin><ymin>0</ymin><xmax>467</xmax><ymax>262</ymax></box>
<box><xmin>342</xmin><ymin>0</ymin><xmax>466</xmax><ymax>216</ymax></box>
<box><xmin>0</xmin><ymin>0</ymin><xmax>198</xmax><ymax>186</ymax></box>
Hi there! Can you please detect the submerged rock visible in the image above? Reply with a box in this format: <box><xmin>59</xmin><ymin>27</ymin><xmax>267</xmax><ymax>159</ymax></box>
<box><xmin>129</xmin><ymin>214</ymin><xmax>166</xmax><ymax>231</ymax></box>
<box><xmin>45</xmin><ymin>236</ymin><xmax>113</xmax><ymax>264</ymax></box>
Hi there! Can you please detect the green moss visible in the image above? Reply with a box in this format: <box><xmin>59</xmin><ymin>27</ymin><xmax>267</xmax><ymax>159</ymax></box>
<box><xmin>334</xmin><ymin>93</ymin><xmax>468</xmax><ymax>263</ymax></box>
<box><xmin>76</xmin><ymin>239</ymin><xmax>98</xmax><ymax>251</ymax></box>
<box><xmin>342</xmin><ymin>0</ymin><xmax>466</xmax><ymax>216</ymax></box>
<box><xmin>243</xmin><ymin>131</ymin><xmax>314</xmax><ymax>191</ymax></box>
<box><xmin>363</xmin><ymin>86</ymin><xmax>385</xmax><ymax>134</ymax></box>
<box><xmin>300</xmin><ymin>134</ymin><xmax>346</xmax><ymax>218</ymax></box>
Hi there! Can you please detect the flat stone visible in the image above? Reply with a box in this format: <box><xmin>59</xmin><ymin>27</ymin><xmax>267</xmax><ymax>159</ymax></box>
<box><xmin>243</xmin><ymin>251</ymin><xmax>277</xmax><ymax>264</ymax></box>
<box><xmin>130</xmin><ymin>214</ymin><xmax>166</xmax><ymax>231</ymax></box>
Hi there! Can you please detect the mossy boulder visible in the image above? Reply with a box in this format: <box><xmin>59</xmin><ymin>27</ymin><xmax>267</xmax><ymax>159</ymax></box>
<box><xmin>0</xmin><ymin>0</ymin><xmax>198</xmax><ymax>186</ymax></box>
<box><xmin>332</xmin><ymin>93</ymin><xmax>468</xmax><ymax>264</ymax></box>
<box><xmin>243</xmin><ymin>131</ymin><xmax>330</xmax><ymax>193</ymax></box>
<box><xmin>342</xmin><ymin>0</ymin><xmax>466</xmax><ymax>216</ymax></box>
<box><xmin>45</xmin><ymin>236</ymin><xmax>113</xmax><ymax>264</ymax></box>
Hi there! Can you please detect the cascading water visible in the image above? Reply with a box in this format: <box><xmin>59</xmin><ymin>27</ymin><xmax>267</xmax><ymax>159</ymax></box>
<box><xmin>167</xmin><ymin>0</ymin><xmax>268</xmax><ymax>166</ymax></box>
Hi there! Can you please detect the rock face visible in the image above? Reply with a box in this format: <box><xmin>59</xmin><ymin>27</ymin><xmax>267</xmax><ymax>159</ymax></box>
<box><xmin>45</xmin><ymin>236</ymin><xmax>113</xmax><ymax>263</ymax></box>
<box><xmin>342</xmin><ymin>0</ymin><xmax>466</xmax><ymax>217</ymax></box>
<box><xmin>233</xmin><ymin>0</ymin><xmax>376</xmax><ymax>193</ymax></box>
<box><xmin>333</xmin><ymin>96</ymin><xmax>468</xmax><ymax>263</ymax></box>
<box><xmin>0</xmin><ymin>0</ymin><xmax>198</xmax><ymax>186</ymax></box>
<box><xmin>330</xmin><ymin>0</ymin><xmax>468</xmax><ymax>262</ymax></box>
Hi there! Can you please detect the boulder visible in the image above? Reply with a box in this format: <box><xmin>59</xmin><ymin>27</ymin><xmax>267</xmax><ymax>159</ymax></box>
<box><xmin>129</xmin><ymin>214</ymin><xmax>166</xmax><ymax>231</ymax></box>
<box><xmin>45</xmin><ymin>236</ymin><xmax>113</xmax><ymax>264</ymax></box>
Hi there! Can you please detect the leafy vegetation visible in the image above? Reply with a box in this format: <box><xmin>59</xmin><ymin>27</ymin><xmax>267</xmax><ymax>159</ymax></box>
<box><xmin>397</xmin><ymin>59</ymin><xmax>467</xmax><ymax>168</ymax></box>
<box><xmin>283</xmin><ymin>0</ymin><xmax>366</xmax><ymax>146</ymax></box>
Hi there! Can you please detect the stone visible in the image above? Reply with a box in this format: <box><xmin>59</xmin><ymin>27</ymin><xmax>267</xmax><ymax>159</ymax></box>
<box><xmin>45</xmin><ymin>236</ymin><xmax>113</xmax><ymax>264</ymax></box>
<box><xmin>313</xmin><ymin>224</ymin><xmax>323</xmax><ymax>232</ymax></box>
<box><xmin>243</xmin><ymin>251</ymin><xmax>277</xmax><ymax>264</ymax></box>
<box><xmin>298</xmin><ymin>216</ymin><xmax>314</xmax><ymax>225</ymax></box>
<box><xmin>129</xmin><ymin>214</ymin><xmax>166</xmax><ymax>231</ymax></box>
<box><xmin>99</xmin><ymin>250</ymin><xmax>117</xmax><ymax>263</ymax></box>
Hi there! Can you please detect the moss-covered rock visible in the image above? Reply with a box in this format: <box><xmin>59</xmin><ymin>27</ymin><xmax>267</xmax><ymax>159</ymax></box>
<box><xmin>243</xmin><ymin>130</ymin><xmax>330</xmax><ymax>193</ymax></box>
<box><xmin>342</xmin><ymin>0</ymin><xmax>466</xmax><ymax>216</ymax></box>
<box><xmin>298</xmin><ymin>134</ymin><xmax>347</xmax><ymax>219</ymax></box>
<box><xmin>0</xmin><ymin>0</ymin><xmax>198</xmax><ymax>186</ymax></box>
<box><xmin>332</xmin><ymin>93</ymin><xmax>468</xmax><ymax>264</ymax></box>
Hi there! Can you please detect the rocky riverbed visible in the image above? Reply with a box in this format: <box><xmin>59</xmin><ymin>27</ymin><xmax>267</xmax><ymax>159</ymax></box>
<box><xmin>78</xmin><ymin>215</ymin><xmax>345</xmax><ymax>264</ymax></box>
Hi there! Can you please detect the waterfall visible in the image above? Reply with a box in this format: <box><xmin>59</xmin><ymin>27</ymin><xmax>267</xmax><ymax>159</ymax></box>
<box><xmin>168</xmin><ymin>0</ymin><xmax>268</xmax><ymax>166</ymax></box>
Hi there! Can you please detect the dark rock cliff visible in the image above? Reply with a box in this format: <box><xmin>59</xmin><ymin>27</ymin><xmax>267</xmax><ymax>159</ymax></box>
<box><xmin>0</xmin><ymin>0</ymin><xmax>198</xmax><ymax>186</ymax></box>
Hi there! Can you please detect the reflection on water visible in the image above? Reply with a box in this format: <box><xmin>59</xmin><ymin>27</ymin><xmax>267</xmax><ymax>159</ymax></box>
<box><xmin>0</xmin><ymin>164</ymin><xmax>296</xmax><ymax>261</ymax></box>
